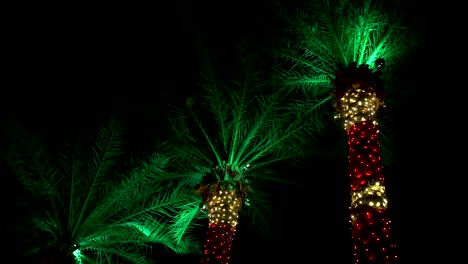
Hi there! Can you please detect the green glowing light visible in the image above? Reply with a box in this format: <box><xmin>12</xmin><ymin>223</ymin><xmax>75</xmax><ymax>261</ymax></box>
<box><xmin>73</xmin><ymin>248</ymin><xmax>83</xmax><ymax>264</ymax></box>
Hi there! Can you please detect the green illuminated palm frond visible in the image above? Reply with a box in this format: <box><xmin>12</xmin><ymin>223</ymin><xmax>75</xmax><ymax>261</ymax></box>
<box><xmin>67</xmin><ymin>119</ymin><xmax>127</xmax><ymax>240</ymax></box>
<box><xmin>275</xmin><ymin>0</ymin><xmax>411</xmax><ymax>94</ymax></box>
<box><xmin>169</xmin><ymin>56</ymin><xmax>325</xmax><ymax>185</ymax></box>
<box><xmin>4</xmin><ymin>118</ymin><xmax>204</xmax><ymax>264</ymax></box>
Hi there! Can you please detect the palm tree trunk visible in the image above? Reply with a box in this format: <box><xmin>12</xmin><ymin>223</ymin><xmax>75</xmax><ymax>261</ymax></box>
<box><xmin>334</xmin><ymin>63</ymin><xmax>398</xmax><ymax>263</ymax></box>
<box><xmin>347</xmin><ymin>121</ymin><xmax>397</xmax><ymax>263</ymax></box>
<box><xmin>201</xmin><ymin>223</ymin><xmax>236</xmax><ymax>264</ymax></box>
<box><xmin>198</xmin><ymin>182</ymin><xmax>244</xmax><ymax>264</ymax></box>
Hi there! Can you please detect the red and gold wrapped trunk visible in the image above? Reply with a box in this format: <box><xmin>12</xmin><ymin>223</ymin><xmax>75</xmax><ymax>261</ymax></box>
<box><xmin>348</xmin><ymin>121</ymin><xmax>397</xmax><ymax>263</ymax></box>
<box><xmin>334</xmin><ymin>63</ymin><xmax>398</xmax><ymax>264</ymax></box>
<box><xmin>199</xmin><ymin>182</ymin><xmax>244</xmax><ymax>264</ymax></box>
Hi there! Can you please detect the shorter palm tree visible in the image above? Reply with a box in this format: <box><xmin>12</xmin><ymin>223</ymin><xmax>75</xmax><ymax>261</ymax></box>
<box><xmin>5</xmin><ymin>118</ymin><xmax>203</xmax><ymax>264</ymax></box>
<box><xmin>167</xmin><ymin>55</ymin><xmax>325</xmax><ymax>263</ymax></box>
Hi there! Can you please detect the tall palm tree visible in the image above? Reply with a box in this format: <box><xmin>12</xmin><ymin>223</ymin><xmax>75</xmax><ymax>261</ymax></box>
<box><xmin>4</xmin><ymin>117</ymin><xmax>203</xmax><ymax>264</ymax></box>
<box><xmin>273</xmin><ymin>0</ymin><xmax>414</xmax><ymax>263</ymax></box>
<box><xmin>167</xmin><ymin>55</ymin><xmax>323</xmax><ymax>264</ymax></box>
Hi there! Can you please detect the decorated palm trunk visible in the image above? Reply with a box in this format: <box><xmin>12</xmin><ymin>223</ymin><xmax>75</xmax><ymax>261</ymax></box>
<box><xmin>334</xmin><ymin>62</ymin><xmax>398</xmax><ymax>264</ymax></box>
<box><xmin>198</xmin><ymin>181</ymin><xmax>245</xmax><ymax>264</ymax></box>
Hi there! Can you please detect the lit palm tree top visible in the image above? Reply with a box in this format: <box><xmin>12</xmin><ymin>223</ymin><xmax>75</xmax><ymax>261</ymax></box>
<box><xmin>171</xmin><ymin>57</ymin><xmax>321</xmax><ymax>196</ymax></box>
<box><xmin>275</xmin><ymin>0</ymin><xmax>410</xmax><ymax>99</ymax></box>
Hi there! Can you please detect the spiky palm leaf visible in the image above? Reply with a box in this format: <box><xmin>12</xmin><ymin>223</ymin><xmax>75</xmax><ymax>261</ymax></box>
<box><xmin>276</xmin><ymin>0</ymin><xmax>411</xmax><ymax>90</ymax></box>
<box><xmin>166</xmin><ymin>55</ymin><xmax>326</xmax><ymax>263</ymax></box>
<box><xmin>5</xmin><ymin>118</ymin><xmax>203</xmax><ymax>264</ymax></box>
<box><xmin>167</xmin><ymin>55</ymin><xmax>326</xmax><ymax>227</ymax></box>
<box><xmin>274</xmin><ymin>0</ymin><xmax>414</xmax><ymax>165</ymax></box>
<box><xmin>171</xmin><ymin>55</ymin><xmax>324</xmax><ymax>185</ymax></box>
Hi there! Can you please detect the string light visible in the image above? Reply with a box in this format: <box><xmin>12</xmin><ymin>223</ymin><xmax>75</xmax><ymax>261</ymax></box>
<box><xmin>201</xmin><ymin>223</ymin><xmax>236</xmax><ymax>264</ymax></box>
<box><xmin>335</xmin><ymin>85</ymin><xmax>381</xmax><ymax>132</ymax></box>
<box><xmin>345</xmin><ymin>121</ymin><xmax>398</xmax><ymax>263</ymax></box>
<box><xmin>334</xmin><ymin>63</ymin><xmax>398</xmax><ymax>263</ymax></box>
<box><xmin>207</xmin><ymin>190</ymin><xmax>241</xmax><ymax>227</ymax></box>
<box><xmin>199</xmin><ymin>181</ymin><xmax>246</xmax><ymax>264</ymax></box>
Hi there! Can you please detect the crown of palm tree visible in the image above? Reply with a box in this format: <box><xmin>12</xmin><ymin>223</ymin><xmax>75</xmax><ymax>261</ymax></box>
<box><xmin>168</xmin><ymin>55</ymin><xmax>325</xmax><ymax>199</ymax></box>
<box><xmin>273</xmin><ymin>0</ymin><xmax>414</xmax><ymax>166</ymax></box>
<box><xmin>5</xmin><ymin>117</ymin><xmax>204</xmax><ymax>264</ymax></box>
<box><xmin>275</xmin><ymin>0</ymin><xmax>412</xmax><ymax>94</ymax></box>
<box><xmin>162</xmin><ymin>54</ymin><xmax>330</xmax><ymax>248</ymax></box>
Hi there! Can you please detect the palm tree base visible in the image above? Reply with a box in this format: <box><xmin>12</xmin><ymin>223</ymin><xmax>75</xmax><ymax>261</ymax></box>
<box><xmin>351</xmin><ymin>205</ymin><xmax>398</xmax><ymax>264</ymax></box>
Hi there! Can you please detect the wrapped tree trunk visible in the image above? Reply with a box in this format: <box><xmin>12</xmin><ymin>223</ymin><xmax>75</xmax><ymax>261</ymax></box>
<box><xmin>334</xmin><ymin>62</ymin><xmax>398</xmax><ymax>264</ymax></box>
<box><xmin>199</xmin><ymin>181</ymin><xmax>245</xmax><ymax>264</ymax></box>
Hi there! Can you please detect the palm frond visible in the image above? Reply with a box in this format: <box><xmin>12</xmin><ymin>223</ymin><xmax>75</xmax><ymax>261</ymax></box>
<box><xmin>240</xmin><ymin>185</ymin><xmax>274</xmax><ymax>238</ymax></box>
<box><xmin>80</xmin><ymin>245</ymin><xmax>152</xmax><ymax>264</ymax></box>
<box><xmin>3</xmin><ymin>123</ymin><xmax>71</xmax><ymax>248</ymax></box>
<box><xmin>275</xmin><ymin>0</ymin><xmax>412</xmax><ymax>95</ymax></box>
<box><xmin>4</xmin><ymin>124</ymin><xmax>62</xmax><ymax>197</ymax></box>
<box><xmin>168</xmin><ymin>55</ymin><xmax>326</xmax><ymax>190</ymax></box>
<box><xmin>5</xmin><ymin>117</ymin><xmax>203</xmax><ymax>263</ymax></box>
<box><xmin>72</xmin><ymin>118</ymin><xmax>127</xmax><ymax>239</ymax></box>
<box><xmin>169</xmin><ymin>199</ymin><xmax>205</xmax><ymax>245</ymax></box>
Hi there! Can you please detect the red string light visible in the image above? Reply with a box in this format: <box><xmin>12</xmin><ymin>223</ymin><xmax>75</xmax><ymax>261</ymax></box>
<box><xmin>201</xmin><ymin>223</ymin><xmax>236</xmax><ymax>264</ymax></box>
<box><xmin>347</xmin><ymin>118</ymin><xmax>398</xmax><ymax>263</ymax></box>
<box><xmin>334</xmin><ymin>63</ymin><xmax>398</xmax><ymax>263</ymax></box>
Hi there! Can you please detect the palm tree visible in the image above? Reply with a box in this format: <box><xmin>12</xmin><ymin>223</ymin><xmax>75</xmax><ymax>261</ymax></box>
<box><xmin>4</xmin><ymin>117</ymin><xmax>203</xmax><ymax>264</ymax></box>
<box><xmin>167</xmin><ymin>55</ymin><xmax>323</xmax><ymax>264</ymax></box>
<box><xmin>273</xmin><ymin>0</ymin><xmax>414</xmax><ymax>263</ymax></box>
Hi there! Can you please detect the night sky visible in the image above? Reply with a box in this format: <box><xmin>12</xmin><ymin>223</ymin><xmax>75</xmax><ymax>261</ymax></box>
<box><xmin>2</xmin><ymin>1</ymin><xmax>457</xmax><ymax>263</ymax></box>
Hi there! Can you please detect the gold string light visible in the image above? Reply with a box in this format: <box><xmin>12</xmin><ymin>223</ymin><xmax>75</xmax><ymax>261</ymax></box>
<box><xmin>335</xmin><ymin>84</ymin><xmax>381</xmax><ymax>131</ymax></box>
<box><xmin>350</xmin><ymin>180</ymin><xmax>388</xmax><ymax>222</ymax></box>
<box><xmin>332</xmin><ymin>70</ymin><xmax>397</xmax><ymax>262</ymax></box>
<box><xmin>206</xmin><ymin>190</ymin><xmax>242</xmax><ymax>227</ymax></box>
